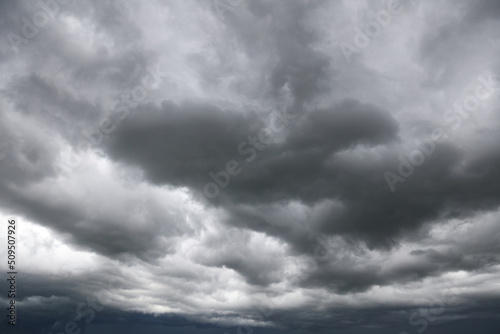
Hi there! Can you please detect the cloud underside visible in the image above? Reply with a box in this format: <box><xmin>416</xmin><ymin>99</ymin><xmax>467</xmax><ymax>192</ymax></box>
<box><xmin>1</xmin><ymin>0</ymin><xmax>500</xmax><ymax>332</ymax></box>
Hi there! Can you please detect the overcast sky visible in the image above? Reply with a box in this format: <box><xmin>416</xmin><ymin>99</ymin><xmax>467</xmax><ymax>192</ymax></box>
<box><xmin>1</xmin><ymin>0</ymin><xmax>500</xmax><ymax>333</ymax></box>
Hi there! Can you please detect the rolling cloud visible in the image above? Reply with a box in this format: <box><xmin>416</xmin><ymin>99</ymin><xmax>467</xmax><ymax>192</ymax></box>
<box><xmin>0</xmin><ymin>0</ymin><xmax>500</xmax><ymax>333</ymax></box>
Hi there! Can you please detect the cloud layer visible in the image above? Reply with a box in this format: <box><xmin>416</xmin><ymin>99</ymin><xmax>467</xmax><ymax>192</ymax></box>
<box><xmin>1</xmin><ymin>0</ymin><xmax>500</xmax><ymax>333</ymax></box>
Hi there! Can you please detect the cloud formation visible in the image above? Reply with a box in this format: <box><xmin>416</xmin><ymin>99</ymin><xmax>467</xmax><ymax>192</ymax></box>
<box><xmin>1</xmin><ymin>0</ymin><xmax>500</xmax><ymax>333</ymax></box>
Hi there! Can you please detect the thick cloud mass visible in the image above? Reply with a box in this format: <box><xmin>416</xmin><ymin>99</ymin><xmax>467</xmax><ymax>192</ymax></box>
<box><xmin>1</xmin><ymin>0</ymin><xmax>500</xmax><ymax>333</ymax></box>
<box><xmin>107</xmin><ymin>99</ymin><xmax>398</xmax><ymax>202</ymax></box>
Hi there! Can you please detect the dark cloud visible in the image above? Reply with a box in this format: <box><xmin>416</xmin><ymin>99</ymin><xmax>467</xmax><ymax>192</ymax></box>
<box><xmin>1</xmin><ymin>0</ymin><xmax>500</xmax><ymax>333</ymax></box>
<box><xmin>465</xmin><ymin>0</ymin><xmax>500</xmax><ymax>22</ymax></box>
<box><xmin>107</xmin><ymin>99</ymin><xmax>398</xmax><ymax>203</ymax></box>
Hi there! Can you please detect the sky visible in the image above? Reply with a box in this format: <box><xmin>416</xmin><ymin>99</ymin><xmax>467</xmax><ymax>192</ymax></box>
<box><xmin>0</xmin><ymin>0</ymin><xmax>500</xmax><ymax>333</ymax></box>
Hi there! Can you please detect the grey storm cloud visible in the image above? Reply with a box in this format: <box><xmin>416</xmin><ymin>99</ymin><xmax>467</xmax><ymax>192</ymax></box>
<box><xmin>106</xmin><ymin>98</ymin><xmax>399</xmax><ymax>203</ymax></box>
<box><xmin>1</xmin><ymin>0</ymin><xmax>500</xmax><ymax>333</ymax></box>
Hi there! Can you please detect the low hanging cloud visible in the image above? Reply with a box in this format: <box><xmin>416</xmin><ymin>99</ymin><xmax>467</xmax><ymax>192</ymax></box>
<box><xmin>1</xmin><ymin>0</ymin><xmax>500</xmax><ymax>333</ymax></box>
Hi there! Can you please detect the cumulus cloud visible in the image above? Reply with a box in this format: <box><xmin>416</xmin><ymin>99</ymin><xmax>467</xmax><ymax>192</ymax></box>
<box><xmin>1</xmin><ymin>0</ymin><xmax>500</xmax><ymax>333</ymax></box>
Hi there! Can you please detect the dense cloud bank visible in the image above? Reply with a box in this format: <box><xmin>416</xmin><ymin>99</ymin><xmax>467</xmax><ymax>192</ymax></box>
<box><xmin>0</xmin><ymin>0</ymin><xmax>500</xmax><ymax>333</ymax></box>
